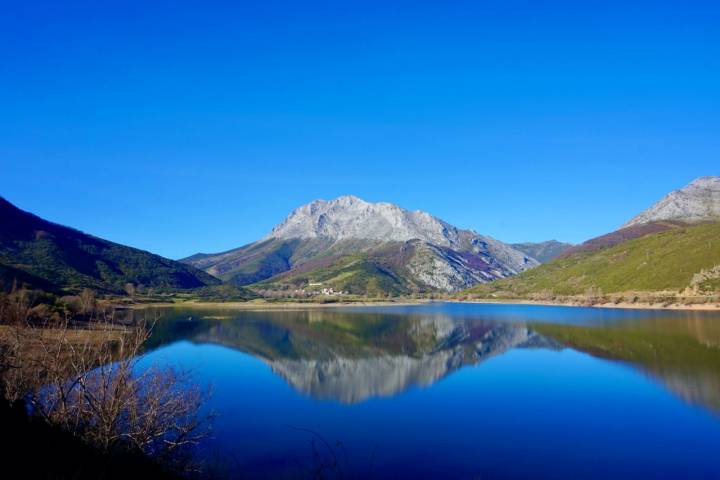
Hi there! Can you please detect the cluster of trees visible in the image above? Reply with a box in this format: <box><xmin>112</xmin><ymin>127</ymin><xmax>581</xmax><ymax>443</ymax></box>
<box><xmin>0</xmin><ymin>284</ymin><xmax>105</xmax><ymax>325</ymax></box>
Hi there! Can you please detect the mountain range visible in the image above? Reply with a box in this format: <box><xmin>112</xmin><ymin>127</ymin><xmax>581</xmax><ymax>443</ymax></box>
<box><xmin>2</xmin><ymin>175</ymin><xmax>718</xmax><ymax>299</ymax></box>
<box><xmin>182</xmin><ymin>195</ymin><xmax>539</xmax><ymax>294</ymax></box>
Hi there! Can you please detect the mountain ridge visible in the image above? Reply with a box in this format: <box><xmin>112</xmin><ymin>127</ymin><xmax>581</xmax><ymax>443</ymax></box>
<box><xmin>510</xmin><ymin>240</ymin><xmax>573</xmax><ymax>263</ymax></box>
<box><xmin>623</xmin><ymin>176</ymin><xmax>720</xmax><ymax>228</ymax></box>
<box><xmin>465</xmin><ymin>177</ymin><xmax>720</xmax><ymax>299</ymax></box>
<box><xmin>0</xmin><ymin>196</ymin><xmax>221</xmax><ymax>294</ymax></box>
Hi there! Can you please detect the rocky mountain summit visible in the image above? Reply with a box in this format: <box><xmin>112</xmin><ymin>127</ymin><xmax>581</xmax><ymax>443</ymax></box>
<box><xmin>623</xmin><ymin>176</ymin><xmax>720</xmax><ymax>228</ymax></box>
<box><xmin>271</xmin><ymin>195</ymin><xmax>477</xmax><ymax>247</ymax></box>
<box><xmin>184</xmin><ymin>195</ymin><xmax>538</xmax><ymax>293</ymax></box>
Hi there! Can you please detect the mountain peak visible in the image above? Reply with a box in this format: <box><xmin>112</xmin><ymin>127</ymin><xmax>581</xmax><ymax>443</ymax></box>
<box><xmin>186</xmin><ymin>195</ymin><xmax>538</xmax><ymax>292</ymax></box>
<box><xmin>691</xmin><ymin>176</ymin><xmax>720</xmax><ymax>186</ymax></box>
<box><xmin>622</xmin><ymin>176</ymin><xmax>720</xmax><ymax>228</ymax></box>
<box><xmin>268</xmin><ymin>195</ymin><xmax>459</xmax><ymax>246</ymax></box>
<box><xmin>332</xmin><ymin>194</ymin><xmax>364</xmax><ymax>204</ymax></box>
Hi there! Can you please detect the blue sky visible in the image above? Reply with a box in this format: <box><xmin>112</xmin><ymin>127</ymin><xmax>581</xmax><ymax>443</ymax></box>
<box><xmin>2</xmin><ymin>1</ymin><xmax>719</xmax><ymax>259</ymax></box>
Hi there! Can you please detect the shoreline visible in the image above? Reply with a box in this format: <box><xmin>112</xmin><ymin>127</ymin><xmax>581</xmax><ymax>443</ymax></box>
<box><xmin>452</xmin><ymin>298</ymin><xmax>720</xmax><ymax>312</ymax></box>
<box><xmin>126</xmin><ymin>297</ymin><xmax>720</xmax><ymax>312</ymax></box>
<box><xmin>127</xmin><ymin>299</ymin><xmax>433</xmax><ymax>310</ymax></box>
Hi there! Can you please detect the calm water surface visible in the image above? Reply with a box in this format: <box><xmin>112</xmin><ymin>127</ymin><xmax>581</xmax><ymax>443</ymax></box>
<box><xmin>132</xmin><ymin>303</ymin><xmax>720</xmax><ymax>479</ymax></box>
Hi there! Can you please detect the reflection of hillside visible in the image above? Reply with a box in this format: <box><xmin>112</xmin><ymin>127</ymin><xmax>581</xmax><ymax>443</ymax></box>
<box><xmin>136</xmin><ymin>307</ymin><xmax>720</xmax><ymax>411</ymax></box>
<box><xmin>191</xmin><ymin>313</ymin><xmax>559</xmax><ymax>403</ymax></box>
<box><xmin>535</xmin><ymin>319</ymin><xmax>720</xmax><ymax>413</ymax></box>
<box><xmin>141</xmin><ymin>309</ymin><xmax>557</xmax><ymax>402</ymax></box>
<box><xmin>269</xmin><ymin>324</ymin><xmax>545</xmax><ymax>403</ymax></box>
<box><xmin>660</xmin><ymin>372</ymin><xmax>720</xmax><ymax>412</ymax></box>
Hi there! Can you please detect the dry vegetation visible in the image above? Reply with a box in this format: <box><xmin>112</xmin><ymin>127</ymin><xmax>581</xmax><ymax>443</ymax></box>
<box><xmin>460</xmin><ymin>288</ymin><xmax>720</xmax><ymax>309</ymax></box>
<box><xmin>0</xmin><ymin>285</ymin><xmax>213</xmax><ymax>477</ymax></box>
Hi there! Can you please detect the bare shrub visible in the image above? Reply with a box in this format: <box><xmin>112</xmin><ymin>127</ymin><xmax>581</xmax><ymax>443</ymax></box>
<box><xmin>0</xmin><ymin>285</ymin><xmax>31</xmax><ymax>325</ymax></box>
<box><xmin>124</xmin><ymin>283</ymin><xmax>137</xmax><ymax>299</ymax></box>
<box><xmin>0</xmin><ymin>317</ymin><xmax>212</xmax><ymax>475</ymax></box>
<box><xmin>78</xmin><ymin>288</ymin><xmax>96</xmax><ymax>315</ymax></box>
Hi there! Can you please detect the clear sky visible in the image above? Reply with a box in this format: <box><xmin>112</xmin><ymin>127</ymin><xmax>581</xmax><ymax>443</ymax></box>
<box><xmin>2</xmin><ymin>1</ymin><xmax>719</xmax><ymax>259</ymax></box>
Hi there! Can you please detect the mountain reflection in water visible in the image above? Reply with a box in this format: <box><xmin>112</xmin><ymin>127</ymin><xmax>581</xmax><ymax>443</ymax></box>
<box><xmin>134</xmin><ymin>304</ymin><xmax>720</xmax><ymax>412</ymax></box>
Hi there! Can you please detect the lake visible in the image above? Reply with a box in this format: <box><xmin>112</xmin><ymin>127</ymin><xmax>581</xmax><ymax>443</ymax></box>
<box><xmin>131</xmin><ymin>303</ymin><xmax>720</xmax><ymax>479</ymax></box>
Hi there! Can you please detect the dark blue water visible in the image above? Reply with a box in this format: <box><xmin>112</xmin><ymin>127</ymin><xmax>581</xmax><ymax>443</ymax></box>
<box><xmin>134</xmin><ymin>303</ymin><xmax>720</xmax><ymax>479</ymax></box>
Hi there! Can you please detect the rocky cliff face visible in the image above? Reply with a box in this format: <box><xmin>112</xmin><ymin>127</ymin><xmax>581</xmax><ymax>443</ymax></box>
<box><xmin>623</xmin><ymin>176</ymin><xmax>720</xmax><ymax>228</ymax></box>
<box><xmin>184</xmin><ymin>196</ymin><xmax>538</xmax><ymax>292</ymax></box>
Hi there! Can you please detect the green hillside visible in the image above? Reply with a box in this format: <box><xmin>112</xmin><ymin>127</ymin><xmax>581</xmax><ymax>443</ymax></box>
<box><xmin>182</xmin><ymin>237</ymin><xmax>395</xmax><ymax>287</ymax></box>
<box><xmin>467</xmin><ymin>222</ymin><xmax>720</xmax><ymax>298</ymax></box>
<box><xmin>235</xmin><ymin>240</ymin><xmax>301</xmax><ymax>284</ymax></box>
<box><xmin>186</xmin><ymin>236</ymin><xmax>438</xmax><ymax>297</ymax></box>
<box><xmin>0</xmin><ymin>197</ymin><xmax>221</xmax><ymax>294</ymax></box>
<box><xmin>253</xmin><ymin>252</ymin><xmax>428</xmax><ymax>297</ymax></box>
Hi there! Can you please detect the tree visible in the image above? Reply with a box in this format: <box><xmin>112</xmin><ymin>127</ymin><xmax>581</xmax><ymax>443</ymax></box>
<box><xmin>124</xmin><ymin>283</ymin><xmax>136</xmax><ymax>299</ymax></box>
<box><xmin>78</xmin><ymin>288</ymin><xmax>96</xmax><ymax>315</ymax></box>
<box><xmin>0</xmin><ymin>283</ymin><xmax>30</xmax><ymax>325</ymax></box>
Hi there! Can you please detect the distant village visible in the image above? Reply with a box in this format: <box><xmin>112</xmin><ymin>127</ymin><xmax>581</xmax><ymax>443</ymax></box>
<box><xmin>294</xmin><ymin>282</ymin><xmax>347</xmax><ymax>297</ymax></box>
